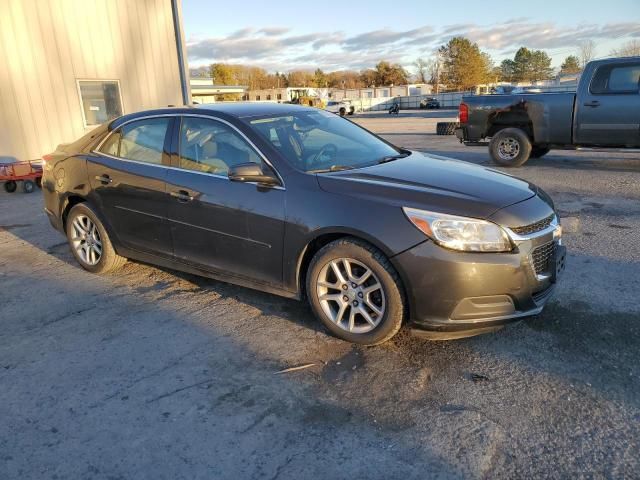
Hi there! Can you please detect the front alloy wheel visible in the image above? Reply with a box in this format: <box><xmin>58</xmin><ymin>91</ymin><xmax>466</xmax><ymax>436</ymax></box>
<box><xmin>316</xmin><ymin>258</ymin><xmax>385</xmax><ymax>334</ymax></box>
<box><xmin>307</xmin><ymin>238</ymin><xmax>405</xmax><ymax>345</ymax></box>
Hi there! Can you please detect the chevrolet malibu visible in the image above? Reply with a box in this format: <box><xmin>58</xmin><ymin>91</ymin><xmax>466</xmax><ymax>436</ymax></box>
<box><xmin>42</xmin><ymin>103</ymin><xmax>565</xmax><ymax>345</ymax></box>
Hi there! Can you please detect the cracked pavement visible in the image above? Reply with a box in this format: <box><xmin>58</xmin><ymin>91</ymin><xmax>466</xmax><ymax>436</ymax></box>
<box><xmin>1</xmin><ymin>111</ymin><xmax>639</xmax><ymax>479</ymax></box>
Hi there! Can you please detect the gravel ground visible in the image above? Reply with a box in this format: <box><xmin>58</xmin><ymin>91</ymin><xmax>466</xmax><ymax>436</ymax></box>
<box><xmin>1</xmin><ymin>110</ymin><xmax>639</xmax><ymax>479</ymax></box>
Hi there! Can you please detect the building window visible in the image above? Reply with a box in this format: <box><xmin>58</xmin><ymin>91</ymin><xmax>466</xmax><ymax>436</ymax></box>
<box><xmin>77</xmin><ymin>80</ymin><xmax>123</xmax><ymax>127</ymax></box>
<box><xmin>277</xmin><ymin>93</ymin><xmax>282</xmax><ymax>100</ymax></box>
<box><xmin>266</xmin><ymin>94</ymin><xmax>272</xmax><ymax>100</ymax></box>
<box><xmin>256</xmin><ymin>95</ymin><xmax>261</xmax><ymax>101</ymax></box>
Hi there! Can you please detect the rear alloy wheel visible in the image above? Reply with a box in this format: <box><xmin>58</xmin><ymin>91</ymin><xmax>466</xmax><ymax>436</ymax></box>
<box><xmin>66</xmin><ymin>203</ymin><xmax>127</xmax><ymax>274</ymax></box>
<box><xmin>307</xmin><ymin>238</ymin><xmax>405</xmax><ymax>345</ymax></box>
<box><xmin>489</xmin><ymin>128</ymin><xmax>532</xmax><ymax>167</ymax></box>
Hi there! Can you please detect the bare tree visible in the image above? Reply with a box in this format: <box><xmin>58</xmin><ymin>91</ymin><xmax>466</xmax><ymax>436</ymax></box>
<box><xmin>426</xmin><ymin>57</ymin><xmax>441</xmax><ymax>93</ymax></box>
<box><xmin>413</xmin><ymin>57</ymin><xmax>428</xmax><ymax>83</ymax></box>
<box><xmin>611</xmin><ymin>39</ymin><xmax>640</xmax><ymax>57</ymax></box>
<box><xmin>578</xmin><ymin>40</ymin><xmax>596</xmax><ymax>68</ymax></box>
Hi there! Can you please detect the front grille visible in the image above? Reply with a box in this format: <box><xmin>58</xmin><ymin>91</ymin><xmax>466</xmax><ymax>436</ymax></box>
<box><xmin>511</xmin><ymin>214</ymin><xmax>555</xmax><ymax>236</ymax></box>
<box><xmin>531</xmin><ymin>241</ymin><xmax>555</xmax><ymax>276</ymax></box>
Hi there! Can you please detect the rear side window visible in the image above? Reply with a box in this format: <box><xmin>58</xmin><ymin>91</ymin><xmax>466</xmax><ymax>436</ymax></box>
<box><xmin>590</xmin><ymin>63</ymin><xmax>640</xmax><ymax>94</ymax></box>
<box><xmin>99</xmin><ymin>118</ymin><xmax>170</xmax><ymax>164</ymax></box>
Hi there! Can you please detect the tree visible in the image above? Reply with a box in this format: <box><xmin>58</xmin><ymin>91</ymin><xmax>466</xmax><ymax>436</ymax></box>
<box><xmin>510</xmin><ymin>47</ymin><xmax>553</xmax><ymax>82</ymax></box>
<box><xmin>611</xmin><ymin>39</ymin><xmax>640</xmax><ymax>57</ymax></box>
<box><xmin>560</xmin><ymin>55</ymin><xmax>581</xmax><ymax>75</ymax></box>
<box><xmin>413</xmin><ymin>57</ymin><xmax>428</xmax><ymax>83</ymax></box>
<box><xmin>359</xmin><ymin>69</ymin><xmax>377</xmax><ymax>87</ymax></box>
<box><xmin>579</xmin><ymin>40</ymin><xmax>596</xmax><ymax>68</ymax></box>
<box><xmin>210</xmin><ymin>63</ymin><xmax>236</xmax><ymax>85</ymax></box>
<box><xmin>438</xmin><ymin>37</ymin><xmax>491</xmax><ymax>91</ymax></box>
<box><xmin>500</xmin><ymin>59</ymin><xmax>516</xmax><ymax>82</ymax></box>
<box><xmin>326</xmin><ymin>70</ymin><xmax>363</xmax><ymax>89</ymax></box>
<box><xmin>529</xmin><ymin>50</ymin><xmax>553</xmax><ymax>82</ymax></box>
<box><xmin>312</xmin><ymin>68</ymin><xmax>327</xmax><ymax>88</ymax></box>
<box><xmin>366</xmin><ymin>61</ymin><xmax>409</xmax><ymax>86</ymax></box>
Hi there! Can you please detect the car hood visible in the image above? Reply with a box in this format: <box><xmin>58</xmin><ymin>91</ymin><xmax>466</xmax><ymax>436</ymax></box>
<box><xmin>316</xmin><ymin>152</ymin><xmax>538</xmax><ymax>219</ymax></box>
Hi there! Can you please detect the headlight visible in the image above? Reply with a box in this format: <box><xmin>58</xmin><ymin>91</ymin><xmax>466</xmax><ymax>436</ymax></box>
<box><xmin>403</xmin><ymin>207</ymin><xmax>512</xmax><ymax>252</ymax></box>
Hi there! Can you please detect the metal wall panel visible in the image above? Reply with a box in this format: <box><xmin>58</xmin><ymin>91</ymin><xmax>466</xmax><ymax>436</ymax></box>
<box><xmin>0</xmin><ymin>0</ymin><xmax>184</xmax><ymax>162</ymax></box>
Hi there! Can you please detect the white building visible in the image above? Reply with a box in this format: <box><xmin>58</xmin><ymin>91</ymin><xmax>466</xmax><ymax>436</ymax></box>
<box><xmin>0</xmin><ymin>0</ymin><xmax>190</xmax><ymax>163</ymax></box>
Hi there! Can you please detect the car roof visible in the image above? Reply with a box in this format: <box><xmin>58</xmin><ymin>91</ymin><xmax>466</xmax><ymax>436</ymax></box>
<box><xmin>110</xmin><ymin>102</ymin><xmax>320</xmax><ymax>129</ymax></box>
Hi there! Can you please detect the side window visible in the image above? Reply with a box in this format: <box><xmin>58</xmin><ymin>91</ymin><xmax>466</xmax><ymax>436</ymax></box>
<box><xmin>99</xmin><ymin>130</ymin><xmax>121</xmax><ymax>156</ymax></box>
<box><xmin>116</xmin><ymin>118</ymin><xmax>170</xmax><ymax>164</ymax></box>
<box><xmin>590</xmin><ymin>63</ymin><xmax>640</xmax><ymax>94</ymax></box>
<box><xmin>178</xmin><ymin>117</ymin><xmax>263</xmax><ymax>175</ymax></box>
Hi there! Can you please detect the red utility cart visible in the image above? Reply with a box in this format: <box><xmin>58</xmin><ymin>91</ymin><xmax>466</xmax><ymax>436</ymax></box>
<box><xmin>0</xmin><ymin>160</ymin><xmax>43</xmax><ymax>194</ymax></box>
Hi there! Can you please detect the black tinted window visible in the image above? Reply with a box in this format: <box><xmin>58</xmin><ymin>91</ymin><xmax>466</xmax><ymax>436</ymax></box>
<box><xmin>178</xmin><ymin>117</ymin><xmax>262</xmax><ymax>175</ymax></box>
<box><xmin>112</xmin><ymin>118</ymin><xmax>170</xmax><ymax>164</ymax></box>
<box><xmin>590</xmin><ymin>63</ymin><xmax>640</xmax><ymax>94</ymax></box>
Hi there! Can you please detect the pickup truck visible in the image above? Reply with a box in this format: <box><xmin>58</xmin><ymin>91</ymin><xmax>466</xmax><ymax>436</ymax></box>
<box><xmin>456</xmin><ymin>57</ymin><xmax>640</xmax><ymax>166</ymax></box>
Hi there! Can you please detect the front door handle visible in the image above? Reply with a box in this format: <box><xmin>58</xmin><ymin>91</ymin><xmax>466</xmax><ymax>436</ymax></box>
<box><xmin>94</xmin><ymin>174</ymin><xmax>112</xmax><ymax>184</ymax></box>
<box><xmin>583</xmin><ymin>101</ymin><xmax>600</xmax><ymax>107</ymax></box>
<box><xmin>170</xmin><ymin>190</ymin><xmax>194</xmax><ymax>202</ymax></box>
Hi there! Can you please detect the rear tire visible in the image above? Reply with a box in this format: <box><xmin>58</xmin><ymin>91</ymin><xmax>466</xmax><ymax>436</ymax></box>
<box><xmin>66</xmin><ymin>203</ymin><xmax>127</xmax><ymax>274</ymax></box>
<box><xmin>530</xmin><ymin>146</ymin><xmax>550</xmax><ymax>158</ymax></box>
<box><xmin>489</xmin><ymin>128</ymin><xmax>532</xmax><ymax>167</ymax></box>
<box><xmin>306</xmin><ymin>238</ymin><xmax>406</xmax><ymax>345</ymax></box>
<box><xmin>4</xmin><ymin>181</ymin><xmax>17</xmax><ymax>193</ymax></box>
<box><xmin>339</xmin><ymin>107</ymin><xmax>346</xmax><ymax>117</ymax></box>
<box><xmin>436</xmin><ymin>122</ymin><xmax>459</xmax><ymax>135</ymax></box>
<box><xmin>22</xmin><ymin>180</ymin><xmax>35</xmax><ymax>193</ymax></box>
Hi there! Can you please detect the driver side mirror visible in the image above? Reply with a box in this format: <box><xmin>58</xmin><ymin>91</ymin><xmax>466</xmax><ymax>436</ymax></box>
<box><xmin>228</xmin><ymin>162</ymin><xmax>280</xmax><ymax>187</ymax></box>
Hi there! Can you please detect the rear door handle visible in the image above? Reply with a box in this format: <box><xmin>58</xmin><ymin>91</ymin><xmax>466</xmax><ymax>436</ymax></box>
<box><xmin>94</xmin><ymin>174</ymin><xmax>112</xmax><ymax>184</ymax></box>
<box><xmin>583</xmin><ymin>101</ymin><xmax>600</xmax><ymax>107</ymax></box>
<box><xmin>170</xmin><ymin>190</ymin><xmax>194</xmax><ymax>202</ymax></box>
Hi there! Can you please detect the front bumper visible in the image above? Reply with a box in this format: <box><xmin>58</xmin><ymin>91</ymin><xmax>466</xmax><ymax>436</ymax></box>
<box><xmin>394</xmin><ymin>220</ymin><xmax>565</xmax><ymax>339</ymax></box>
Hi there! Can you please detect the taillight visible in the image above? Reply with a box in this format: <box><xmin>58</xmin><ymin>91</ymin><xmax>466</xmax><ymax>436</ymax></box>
<box><xmin>459</xmin><ymin>103</ymin><xmax>469</xmax><ymax>124</ymax></box>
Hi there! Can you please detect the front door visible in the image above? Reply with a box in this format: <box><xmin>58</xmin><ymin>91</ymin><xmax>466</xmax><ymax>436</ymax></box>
<box><xmin>166</xmin><ymin>116</ymin><xmax>285</xmax><ymax>287</ymax></box>
<box><xmin>575</xmin><ymin>61</ymin><xmax>640</xmax><ymax>147</ymax></box>
<box><xmin>87</xmin><ymin>117</ymin><xmax>174</xmax><ymax>256</ymax></box>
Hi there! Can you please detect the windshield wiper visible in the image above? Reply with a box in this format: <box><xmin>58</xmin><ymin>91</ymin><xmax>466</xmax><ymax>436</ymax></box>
<box><xmin>308</xmin><ymin>165</ymin><xmax>355</xmax><ymax>173</ymax></box>
<box><xmin>376</xmin><ymin>152</ymin><xmax>410</xmax><ymax>164</ymax></box>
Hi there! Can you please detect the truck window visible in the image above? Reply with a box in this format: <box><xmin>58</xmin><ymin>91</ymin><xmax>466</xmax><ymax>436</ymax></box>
<box><xmin>590</xmin><ymin>63</ymin><xmax>640</xmax><ymax>94</ymax></box>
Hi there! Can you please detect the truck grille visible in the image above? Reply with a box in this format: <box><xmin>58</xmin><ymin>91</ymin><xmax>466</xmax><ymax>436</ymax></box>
<box><xmin>531</xmin><ymin>241</ymin><xmax>555</xmax><ymax>276</ymax></box>
<box><xmin>511</xmin><ymin>214</ymin><xmax>555</xmax><ymax>236</ymax></box>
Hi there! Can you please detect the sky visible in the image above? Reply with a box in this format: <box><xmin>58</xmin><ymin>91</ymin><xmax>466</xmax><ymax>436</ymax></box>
<box><xmin>182</xmin><ymin>0</ymin><xmax>640</xmax><ymax>74</ymax></box>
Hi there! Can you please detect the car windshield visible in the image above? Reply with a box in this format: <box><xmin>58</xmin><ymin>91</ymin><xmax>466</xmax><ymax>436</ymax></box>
<box><xmin>248</xmin><ymin>110</ymin><xmax>403</xmax><ymax>173</ymax></box>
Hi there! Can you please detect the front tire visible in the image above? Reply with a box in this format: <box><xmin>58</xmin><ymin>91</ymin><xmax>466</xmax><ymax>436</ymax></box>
<box><xmin>66</xmin><ymin>203</ymin><xmax>127</xmax><ymax>274</ymax></box>
<box><xmin>339</xmin><ymin>107</ymin><xmax>346</xmax><ymax>117</ymax></box>
<box><xmin>306</xmin><ymin>238</ymin><xmax>405</xmax><ymax>345</ymax></box>
<box><xmin>489</xmin><ymin>128</ymin><xmax>532</xmax><ymax>167</ymax></box>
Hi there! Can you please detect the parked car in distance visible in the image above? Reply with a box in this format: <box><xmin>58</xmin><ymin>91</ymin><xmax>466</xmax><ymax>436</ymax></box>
<box><xmin>456</xmin><ymin>57</ymin><xmax>640</xmax><ymax>166</ymax></box>
<box><xmin>42</xmin><ymin>103</ymin><xmax>565</xmax><ymax>345</ymax></box>
<box><xmin>420</xmin><ymin>97</ymin><xmax>440</xmax><ymax>109</ymax></box>
<box><xmin>325</xmin><ymin>100</ymin><xmax>355</xmax><ymax>116</ymax></box>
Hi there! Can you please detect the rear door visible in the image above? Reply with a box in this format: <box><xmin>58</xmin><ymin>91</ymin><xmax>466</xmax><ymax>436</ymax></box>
<box><xmin>87</xmin><ymin>116</ymin><xmax>174</xmax><ymax>256</ymax></box>
<box><xmin>575</xmin><ymin>61</ymin><xmax>640</xmax><ymax>147</ymax></box>
<box><xmin>166</xmin><ymin>115</ymin><xmax>285</xmax><ymax>286</ymax></box>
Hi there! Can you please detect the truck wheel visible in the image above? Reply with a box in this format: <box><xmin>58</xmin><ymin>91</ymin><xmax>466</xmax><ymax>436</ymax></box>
<box><xmin>489</xmin><ymin>128</ymin><xmax>532</xmax><ymax>167</ymax></box>
<box><xmin>4</xmin><ymin>181</ymin><xmax>17</xmax><ymax>193</ymax></box>
<box><xmin>436</xmin><ymin>122</ymin><xmax>459</xmax><ymax>135</ymax></box>
<box><xmin>22</xmin><ymin>180</ymin><xmax>36</xmax><ymax>193</ymax></box>
<box><xmin>530</xmin><ymin>147</ymin><xmax>550</xmax><ymax>158</ymax></box>
<box><xmin>339</xmin><ymin>107</ymin><xmax>346</xmax><ymax>117</ymax></box>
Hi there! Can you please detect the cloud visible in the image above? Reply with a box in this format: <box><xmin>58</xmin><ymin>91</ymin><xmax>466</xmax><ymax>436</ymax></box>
<box><xmin>186</xmin><ymin>21</ymin><xmax>640</xmax><ymax>71</ymax></box>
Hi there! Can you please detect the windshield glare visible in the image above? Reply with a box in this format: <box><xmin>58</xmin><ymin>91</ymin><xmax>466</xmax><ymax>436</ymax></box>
<box><xmin>249</xmin><ymin>110</ymin><xmax>401</xmax><ymax>172</ymax></box>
